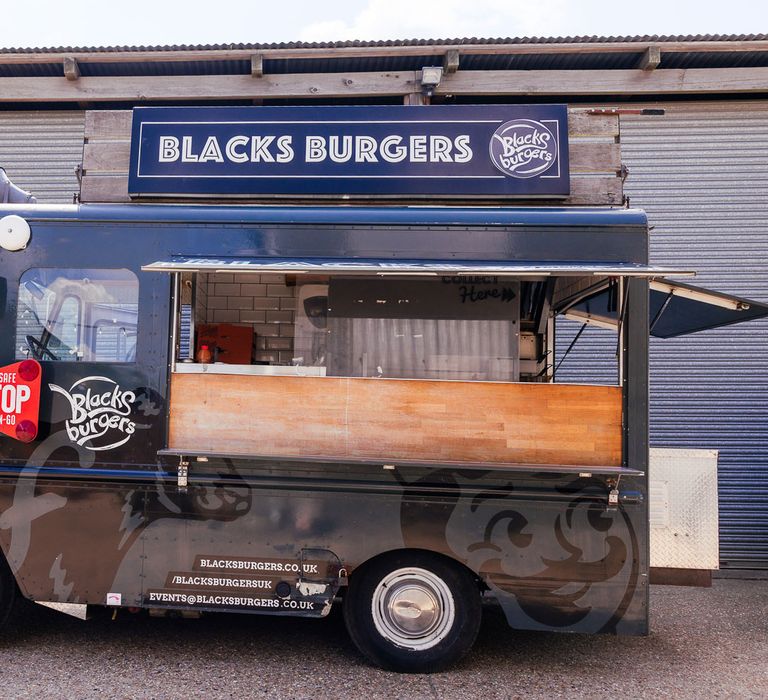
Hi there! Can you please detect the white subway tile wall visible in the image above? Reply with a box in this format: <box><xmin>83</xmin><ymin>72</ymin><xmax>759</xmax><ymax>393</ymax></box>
<box><xmin>204</xmin><ymin>272</ymin><xmax>297</xmax><ymax>364</ymax></box>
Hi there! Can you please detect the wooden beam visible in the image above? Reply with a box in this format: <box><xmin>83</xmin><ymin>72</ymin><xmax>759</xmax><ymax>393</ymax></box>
<box><xmin>443</xmin><ymin>49</ymin><xmax>460</xmax><ymax>74</ymax></box>
<box><xmin>63</xmin><ymin>56</ymin><xmax>80</xmax><ymax>81</ymax></box>
<box><xmin>0</xmin><ymin>71</ymin><xmax>419</xmax><ymax>101</ymax></box>
<box><xmin>2</xmin><ymin>67</ymin><xmax>767</xmax><ymax>102</ymax></box>
<box><xmin>83</xmin><ymin>141</ymin><xmax>131</xmax><ymax>172</ymax></box>
<box><xmin>84</xmin><ymin>109</ymin><xmax>132</xmax><ymax>139</ymax></box>
<box><xmin>1</xmin><ymin>40</ymin><xmax>768</xmax><ymax>65</ymax></box>
<box><xmin>637</xmin><ymin>45</ymin><xmax>661</xmax><ymax>71</ymax></box>
<box><xmin>569</xmin><ymin>142</ymin><xmax>621</xmax><ymax>173</ymax></box>
<box><xmin>568</xmin><ymin>110</ymin><xmax>619</xmax><ymax>138</ymax></box>
<box><xmin>404</xmin><ymin>92</ymin><xmax>428</xmax><ymax>105</ymax></box>
<box><xmin>435</xmin><ymin>67</ymin><xmax>768</xmax><ymax>96</ymax></box>
<box><xmin>251</xmin><ymin>54</ymin><xmax>263</xmax><ymax>78</ymax></box>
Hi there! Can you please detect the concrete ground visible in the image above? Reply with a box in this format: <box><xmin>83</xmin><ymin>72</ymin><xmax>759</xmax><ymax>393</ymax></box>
<box><xmin>0</xmin><ymin>579</ymin><xmax>766</xmax><ymax>699</ymax></box>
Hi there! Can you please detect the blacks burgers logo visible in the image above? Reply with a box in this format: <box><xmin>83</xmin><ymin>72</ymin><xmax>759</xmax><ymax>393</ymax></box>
<box><xmin>50</xmin><ymin>376</ymin><xmax>137</xmax><ymax>451</ymax></box>
<box><xmin>489</xmin><ymin>119</ymin><xmax>559</xmax><ymax>179</ymax></box>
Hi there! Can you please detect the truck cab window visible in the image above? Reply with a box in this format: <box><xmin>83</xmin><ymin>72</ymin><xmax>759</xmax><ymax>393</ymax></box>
<box><xmin>15</xmin><ymin>268</ymin><xmax>139</xmax><ymax>363</ymax></box>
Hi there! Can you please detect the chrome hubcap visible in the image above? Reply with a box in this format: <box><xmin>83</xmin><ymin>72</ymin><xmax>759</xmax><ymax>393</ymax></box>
<box><xmin>371</xmin><ymin>567</ymin><xmax>455</xmax><ymax>650</ymax></box>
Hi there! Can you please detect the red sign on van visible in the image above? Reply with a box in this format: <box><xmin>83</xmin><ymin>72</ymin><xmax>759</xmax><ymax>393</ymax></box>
<box><xmin>0</xmin><ymin>360</ymin><xmax>42</xmax><ymax>443</ymax></box>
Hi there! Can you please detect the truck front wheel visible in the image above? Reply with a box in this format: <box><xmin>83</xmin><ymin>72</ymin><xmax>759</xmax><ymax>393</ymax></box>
<box><xmin>343</xmin><ymin>552</ymin><xmax>481</xmax><ymax>672</ymax></box>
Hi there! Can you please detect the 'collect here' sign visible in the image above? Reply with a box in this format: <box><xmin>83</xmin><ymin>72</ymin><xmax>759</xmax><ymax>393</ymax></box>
<box><xmin>128</xmin><ymin>105</ymin><xmax>569</xmax><ymax>198</ymax></box>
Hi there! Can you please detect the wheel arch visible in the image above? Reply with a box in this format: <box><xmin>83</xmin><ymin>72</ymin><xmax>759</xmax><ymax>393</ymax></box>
<box><xmin>346</xmin><ymin>547</ymin><xmax>486</xmax><ymax>593</ymax></box>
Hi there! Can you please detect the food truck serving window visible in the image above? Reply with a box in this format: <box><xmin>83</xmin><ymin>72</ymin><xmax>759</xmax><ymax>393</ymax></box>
<box><xmin>15</xmin><ymin>269</ymin><xmax>139</xmax><ymax>363</ymax></box>
<box><xmin>176</xmin><ymin>272</ymin><xmax>526</xmax><ymax>382</ymax></box>
<box><xmin>145</xmin><ymin>257</ymin><xmax>692</xmax><ymax>383</ymax></box>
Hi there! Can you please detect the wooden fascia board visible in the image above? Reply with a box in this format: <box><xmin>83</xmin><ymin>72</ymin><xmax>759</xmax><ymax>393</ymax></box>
<box><xmin>0</xmin><ymin>71</ymin><xmax>419</xmax><ymax>101</ymax></box>
<box><xmin>435</xmin><ymin>67</ymin><xmax>768</xmax><ymax>96</ymax></box>
<box><xmin>1</xmin><ymin>67</ymin><xmax>767</xmax><ymax>102</ymax></box>
<box><xmin>0</xmin><ymin>40</ymin><xmax>767</xmax><ymax>65</ymax></box>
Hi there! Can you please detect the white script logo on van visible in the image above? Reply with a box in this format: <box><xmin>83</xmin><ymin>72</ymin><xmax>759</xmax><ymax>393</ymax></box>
<box><xmin>489</xmin><ymin>119</ymin><xmax>558</xmax><ymax>179</ymax></box>
<box><xmin>49</xmin><ymin>377</ymin><xmax>136</xmax><ymax>451</ymax></box>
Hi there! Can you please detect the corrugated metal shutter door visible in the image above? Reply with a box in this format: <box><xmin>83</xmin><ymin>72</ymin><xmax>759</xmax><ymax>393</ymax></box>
<box><xmin>554</xmin><ymin>320</ymin><xmax>618</xmax><ymax>385</ymax></box>
<box><xmin>0</xmin><ymin>111</ymin><xmax>84</xmax><ymax>203</ymax></box>
<box><xmin>621</xmin><ymin>104</ymin><xmax>768</xmax><ymax>569</ymax></box>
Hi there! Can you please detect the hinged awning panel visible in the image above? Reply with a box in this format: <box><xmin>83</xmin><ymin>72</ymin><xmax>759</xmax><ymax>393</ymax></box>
<box><xmin>142</xmin><ymin>256</ymin><xmax>693</xmax><ymax>277</ymax></box>
<box><xmin>561</xmin><ymin>278</ymin><xmax>768</xmax><ymax>338</ymax></box>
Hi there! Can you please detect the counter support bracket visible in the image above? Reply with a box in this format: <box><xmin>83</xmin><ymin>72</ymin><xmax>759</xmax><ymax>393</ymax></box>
<box><xmin>177</xmin><ymin>457</ymin><xmax>189</xmax><ymax>491</ymax></box>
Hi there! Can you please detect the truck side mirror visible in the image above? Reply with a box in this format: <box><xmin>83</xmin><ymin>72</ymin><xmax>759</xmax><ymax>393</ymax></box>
<box><xmin>0</xmin><ymin>168</ymin><xmax>36</xmax><ymax>204</ymax></box>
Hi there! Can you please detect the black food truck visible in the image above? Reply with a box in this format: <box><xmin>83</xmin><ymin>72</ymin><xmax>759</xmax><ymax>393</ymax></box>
<box><xmin>0</xmin><ymin>105</ymin><xmax>766</xmax><ymax>672</ymax></box>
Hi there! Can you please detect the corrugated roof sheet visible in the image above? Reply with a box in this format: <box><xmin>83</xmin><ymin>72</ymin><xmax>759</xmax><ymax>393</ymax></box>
<box><xmin>1</xmin><ymin>34</ymin><xmax>767</xmax><ymax>82</ymax></box>
<box><xmin>1</xmin><ymin>33</ymin><xmax>767</xmax><ymax>53</ymax></box>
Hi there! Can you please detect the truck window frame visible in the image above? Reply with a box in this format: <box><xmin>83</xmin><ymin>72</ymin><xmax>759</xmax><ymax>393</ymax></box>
<box><xmin>15</xmin><ymin>267</ymin><xmax>140</xmax><ymax>364</ymax></box>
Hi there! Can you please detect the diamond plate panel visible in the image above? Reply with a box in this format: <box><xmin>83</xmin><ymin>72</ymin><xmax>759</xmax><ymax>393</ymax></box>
<box><xmin>649</xmin><ymin>448</ymin><xmax>719</xmax><ymax>570</ymax></box>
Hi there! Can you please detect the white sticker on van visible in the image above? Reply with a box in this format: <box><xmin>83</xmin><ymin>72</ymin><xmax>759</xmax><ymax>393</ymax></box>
<box><xmin>49</xmin><ymin>376</ymin><xmax>137</xmax><ymax>451</ymax></box>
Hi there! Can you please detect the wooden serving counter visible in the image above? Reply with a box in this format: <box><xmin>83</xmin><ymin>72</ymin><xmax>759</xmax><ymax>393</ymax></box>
<box><xmin>168</xmin><ymin>373</ymin><xmax>622</xmax><ymax>468</ymax></box>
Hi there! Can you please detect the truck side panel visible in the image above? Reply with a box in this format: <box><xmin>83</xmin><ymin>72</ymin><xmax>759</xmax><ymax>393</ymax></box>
<box><xmin>0</xmin><ymin>208</ymin><xmax>649</xmax><ymax>634</ymax></box>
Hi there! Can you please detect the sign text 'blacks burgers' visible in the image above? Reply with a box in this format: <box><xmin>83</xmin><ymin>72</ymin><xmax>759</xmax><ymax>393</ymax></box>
<box><xmin>129</xmin><ymin>105</ymin><xmax>569</xmax><ymax>197</ymax></box>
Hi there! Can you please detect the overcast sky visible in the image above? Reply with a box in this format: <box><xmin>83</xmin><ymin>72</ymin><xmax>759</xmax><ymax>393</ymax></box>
<box><xmin>1</xmin><ymin>0</ymin><xmax>766</xmax><ymax>49</ymax></box>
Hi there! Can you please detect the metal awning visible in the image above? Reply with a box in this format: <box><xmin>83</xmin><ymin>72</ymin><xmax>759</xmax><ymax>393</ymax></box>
<box><xmin>561</xmin><ymin>278</ymin><xmax>768</xmax><ymax>338</ymax></box>
<box><xmin>142</xmin><ymin>256</ymin><xmax>693</xmax><ymax>277</ymax></box>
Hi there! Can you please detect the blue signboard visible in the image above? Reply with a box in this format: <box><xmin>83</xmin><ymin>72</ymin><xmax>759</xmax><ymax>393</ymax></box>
<box><xmin>128</xmin><ymin>105</ymin><xmax>569</xmax><ymax>198</ymax></box>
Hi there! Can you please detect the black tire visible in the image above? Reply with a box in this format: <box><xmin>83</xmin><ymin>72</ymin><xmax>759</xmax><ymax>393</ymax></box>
<box><xmin>343</xmin><ymin>552</ymin><xmax>481</xmax><ymax>673</ymax></box>
<box><xmin>0</xmin><ymin>555</ymin><xmax>19</xmax><ymax>631</ymax></box>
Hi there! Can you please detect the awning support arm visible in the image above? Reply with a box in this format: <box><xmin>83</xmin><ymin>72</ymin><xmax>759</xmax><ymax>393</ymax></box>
<box><xmin>649</xmin><ymin>290</ymin><xmax>675</xmax><ymax>334</ymax></box>
<box><xmin>554</xmin><ymin>322</ymin><xmax>588</xmax><ymax>378</ymax></box>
